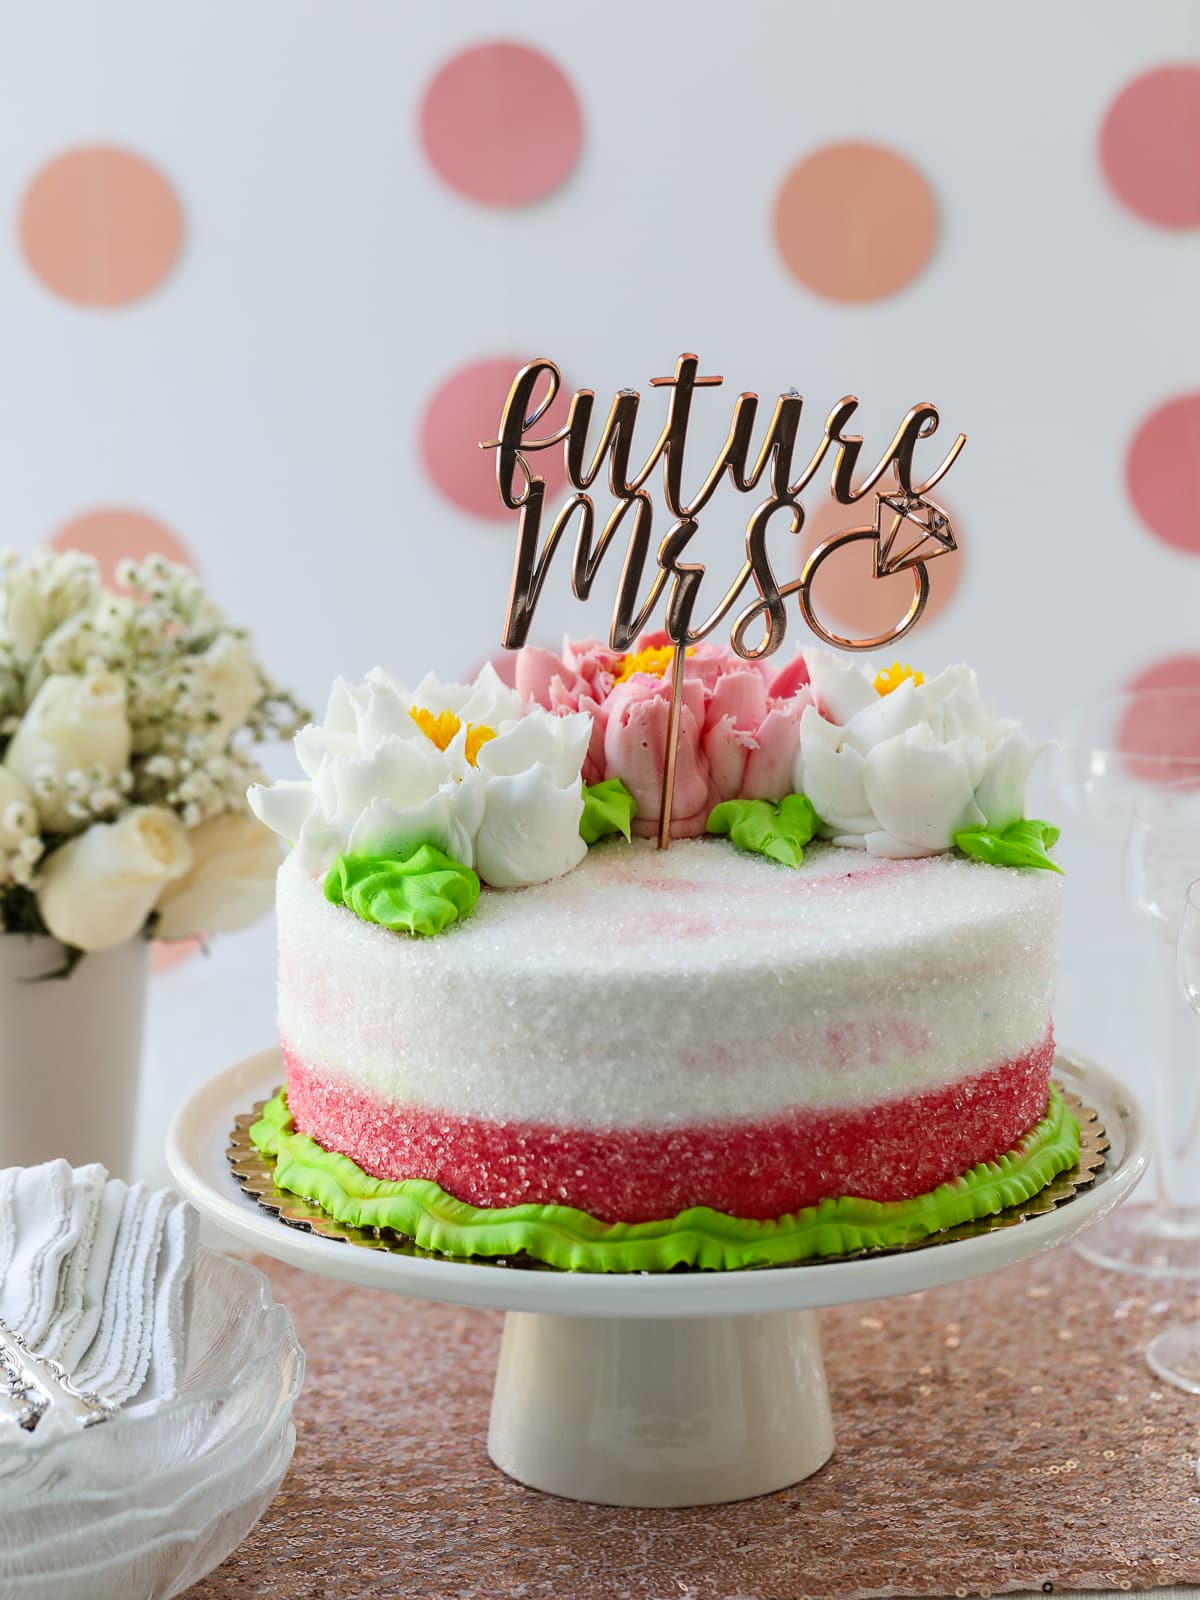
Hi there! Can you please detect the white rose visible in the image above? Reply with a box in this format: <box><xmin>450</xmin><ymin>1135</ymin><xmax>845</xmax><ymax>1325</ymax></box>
<box><xmin>5</xmin><ymin>673</ymin><xmax>132</xmax><ymax>830</ymax></box>
<box><xmin>193</xmin><ymin>634</ymin><xmax>262</xmax><ymax>744</ymax></box>
<box><xmin>473</xmin><ymin>710</ymin><xmax>589</xmax><ymax>888</ymax></box>
<box><xmin>794</xmin><ymin>657</ymin><xmax>1039</xmax><ymax>858</ymax></box>
<box><xmin>155</xmin><ymin>809</ymin><xmax>282</xmax><ymax>939</ymax></box>
<box><xmin>37</xmin><ymin>806</ymin><xmax>191</xmax><ymax>951</ymax></box>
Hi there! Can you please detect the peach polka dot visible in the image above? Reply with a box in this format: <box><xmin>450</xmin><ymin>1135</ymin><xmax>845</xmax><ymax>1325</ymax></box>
<box><xmin>420</xmin><ymin>357</ymin><xmax>572</xmax><ymax>520</ymax></box>
<box><xmin>19</xmin><ymin>147</ymin><xmax>182</xmax><ymax>307</ymax></box>
<box><xmin>420</xmin><ymin>42</ymin><xmax>582</xmax><ymax>207</ymax></box>
<box><xmin>1100</xmin><ymin>65</ymin><xmax>1200</xmax><ymax>228</ymax></box>
<box><xmin>151</xmin><ymin>936</ymin><xmax>205</xmax><ymax>975</ymax></box>
<box><xmin>50</xmin><ymin>508</ymin><xmax>196</xmax><ymax>587</ymax></box>
<box><xmin>773</xmin><ymin>142</ymin><xmax>938</xmax><ymax>302</ymax></box>
<box><xmin>798</xmin><ymin>488</ymin><xmax>963</xmax><ymax>643</ymax></box>
<box><xmin>1118</xmin><ymin>655</ymin><xmax>1200</xmax><ymax>784</ymax></box>
<box><xmin>1125</xmin><ymin>394</ymin><xmax>1200</xmax><ymax>553</ymax></box>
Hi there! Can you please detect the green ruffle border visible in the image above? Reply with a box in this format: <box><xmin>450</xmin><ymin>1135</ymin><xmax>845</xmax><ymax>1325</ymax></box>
<box><xmin>249</xmin><ymin>1086</ymin><xmax>1081</xmax><ymax>1274</ymax></box>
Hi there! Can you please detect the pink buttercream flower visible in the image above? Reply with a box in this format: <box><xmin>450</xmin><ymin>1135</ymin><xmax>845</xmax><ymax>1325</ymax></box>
<box><xmin>515</xmin><ymin>634</ymin><xmax>813</xmax><ymax>839</ymax></box>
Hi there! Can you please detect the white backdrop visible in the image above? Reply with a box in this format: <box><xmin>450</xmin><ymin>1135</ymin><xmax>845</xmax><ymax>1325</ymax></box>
<box><xmin>1</xmin><ymin>0</ymin><xmax>1198</xmax><ymax>1181</ymax></box>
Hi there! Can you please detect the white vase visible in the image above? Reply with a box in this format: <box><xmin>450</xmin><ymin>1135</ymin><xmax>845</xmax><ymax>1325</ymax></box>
<box><xmin>0</xmin><ymin>933</ymin><xmax>150</xmax><ymax>1177</ymax></box>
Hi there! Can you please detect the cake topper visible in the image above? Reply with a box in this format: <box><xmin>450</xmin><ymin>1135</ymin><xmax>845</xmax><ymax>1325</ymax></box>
<box><xmin>482</xmin><ymin>354</ymin><xmax>965</xmax><ymax>848</ymax></box>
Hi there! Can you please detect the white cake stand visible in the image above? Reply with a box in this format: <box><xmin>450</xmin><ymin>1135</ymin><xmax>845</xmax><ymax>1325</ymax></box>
<box><xmin>167</xmin><ymin>1049</ymin><xmax>1149</xmax><ymax>1509</ymax></box>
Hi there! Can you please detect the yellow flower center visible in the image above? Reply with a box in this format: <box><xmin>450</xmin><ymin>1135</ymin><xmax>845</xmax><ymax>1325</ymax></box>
<box><xmin>464</xmin><ymin>723</ymin><xmax>496</xmax><ymax>765</ymax></box>
<box><xmin>614</xmin><ymin>644</ymin><xmax>694</xmax><ymax>682</ymax></box>
<box><xmin>873</xmin><ymin>661</ymin><xmax>924</xmax><ymax>696</ymax></box>
<box><xmin>410</xmin><ymin>706</ymin><xmax>496</xmax><ymax>766</ymax></box>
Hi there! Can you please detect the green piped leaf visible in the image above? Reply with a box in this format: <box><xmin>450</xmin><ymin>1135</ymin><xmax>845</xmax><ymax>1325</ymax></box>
<box><xmin>580</xmin><ymin>777</ymin><xmax>637</xmax><ymax>845</ymax></box>
<box><xmin>324</xmin><ymin>843</ymin><xmax>480</xmax><ymax>936</ymax></box>
<box><xmin>706</xmin><ymin>793</ymin><xmax>819</xmax><ymax>868</ymax></box>
<box><xmin>954</xmin><ymin>818</ymin><xmax>1063</xmax><ymax>874</ymax></box>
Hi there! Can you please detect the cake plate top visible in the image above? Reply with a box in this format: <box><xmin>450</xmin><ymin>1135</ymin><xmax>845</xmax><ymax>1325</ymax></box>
<box><xmin>167</xmin><ymin>1048</ymin><xmax>1149</xmax><ymax>1319</ymax></box>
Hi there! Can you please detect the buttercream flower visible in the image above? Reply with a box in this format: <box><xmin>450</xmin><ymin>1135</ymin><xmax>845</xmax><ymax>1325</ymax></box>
<box><xmin>248</xmin><ymin>666</ymin><xmax>591</xmax><ymax>889</ymax></box>
<box><xmin>474</xmin><ymin>709</ymin><xmax>590</xmax><ymax>887</ymax></box>
<box><xmin>191</xmin><ymin>634</ymin><xmax>263</xmax><ymax>744</ymax></box>
<box><xmin>250</xmin><ymin>674</ymin><xmax>484</xmax><ymax>874</ymax></box>
<box><xmin>5</xmin><ymin>672</ymin><xmax>132</xmax><ymax>830</ymax></box>
<box><xmin>37</xmin><ymin>805</ymin><xmax>191</xmax><ymax>951</ymax></box>
<box><xmin>517</xmin><ymin>635</ymin><xmax>813</xmax><ymax>839</ymax></box>
<box><xmin>154</xmin><ymin>809</ymin><xmax>282</xmax><ymax>939</ymax></box>
<box><xmin>795</xmin><ymin>651</ymin><xmax>1040</xmax><ymax>858</ymax></box>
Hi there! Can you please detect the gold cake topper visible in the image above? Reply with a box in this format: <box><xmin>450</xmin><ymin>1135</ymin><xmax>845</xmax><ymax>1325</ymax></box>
<box><xmin>482</xmin><ymin>354</ymin><xmax>965</xmax><ymax>848</ymax></box>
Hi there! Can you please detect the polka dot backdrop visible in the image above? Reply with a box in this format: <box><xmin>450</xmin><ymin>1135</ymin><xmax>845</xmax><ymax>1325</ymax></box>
<box><xmin>19</xmin><ymin>146</ymin><xmax>182</xmax><ymax>307</ymax></box>
<box><xmin>772</xmin><ymin>142</ymin><xmax>938</xmax><ymax>303</ymax></box>
<box><xmin>419</xmin><ymin>41</ymin><xmax>582</xmax><ymax>206</ymax></box>
<box><xmin>1124</xmin><ymin>393</ymin><xmax>1200</xmax><ymax>554</ymax></box>
<box><xmin>1100</xmin><ymin>64</ymin><xmax>1200</xmax><ymax>228</ymax></box>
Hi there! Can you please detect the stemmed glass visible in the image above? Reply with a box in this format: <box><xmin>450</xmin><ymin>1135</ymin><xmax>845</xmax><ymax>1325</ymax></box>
<box><xmin>1052</xmin><ymin>691</ymin><xmax>1200</xmax><ymax>1277</ymax></box>
<box><xmin>1145</xmin><ymin>877</ymin><xmax>1200</xmax><ymax>1393</ymax></box>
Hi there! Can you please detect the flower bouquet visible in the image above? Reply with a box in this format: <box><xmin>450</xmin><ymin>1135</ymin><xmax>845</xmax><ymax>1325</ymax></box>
<box><xmin>0</xmin><ymin>547</ymin><xmax>304</xmax><ymax>1172</ymax></box>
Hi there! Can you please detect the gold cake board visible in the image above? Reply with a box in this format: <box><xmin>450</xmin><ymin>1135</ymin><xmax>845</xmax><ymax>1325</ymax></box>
<box><xmin>225</xmin><ymin>1084</ymin><xmax>1108</xmax><ymax>1272</ymax></box>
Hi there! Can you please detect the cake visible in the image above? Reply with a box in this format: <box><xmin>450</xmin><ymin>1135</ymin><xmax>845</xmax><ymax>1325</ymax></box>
<box><xmin>246</xmin><ymin>639</ymin><xmax>1077</xmax><ymax>1271</ymax></box>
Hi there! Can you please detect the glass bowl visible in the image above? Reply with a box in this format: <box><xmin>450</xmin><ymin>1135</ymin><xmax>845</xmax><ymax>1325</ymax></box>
<box><xmin>0</xmin><ymin>1250</ymin><xmax>304</xmax><ymax>1600</ymax></box>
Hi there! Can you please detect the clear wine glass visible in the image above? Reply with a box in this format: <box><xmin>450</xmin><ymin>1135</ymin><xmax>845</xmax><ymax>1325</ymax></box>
<box><xmin>1145</xmin><ymin>877</ymin><xmax>1200</xmax><ymax>1393</ymax></box>
<box><xmin>1052</xmin><ymin>691</ymin><xmax>1200</xmax><ymax>1278</ymax></box>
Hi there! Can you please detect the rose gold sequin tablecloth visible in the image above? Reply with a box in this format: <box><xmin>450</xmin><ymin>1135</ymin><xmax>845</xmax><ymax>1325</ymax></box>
<box><xmin>189</xmin><ymin>1246</ymin><xmax>1200</xmax><ymax>1600</ymax></box>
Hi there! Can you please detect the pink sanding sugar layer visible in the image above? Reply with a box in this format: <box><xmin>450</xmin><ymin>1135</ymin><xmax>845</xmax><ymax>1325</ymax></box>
<box><xmin>283</xmin><ymin>1030</ymin><xmax>1055</xmax><ymax>1223</ymax></box>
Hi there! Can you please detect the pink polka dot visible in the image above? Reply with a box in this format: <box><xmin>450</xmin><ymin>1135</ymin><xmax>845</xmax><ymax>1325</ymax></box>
<box><xmin>1118</xmin><ymin>655</ymin><xmax>1200</xmax><ymax>784</ymax></box>
<box><xmin>1100</xmin><ymin>65</ymin><xmax>1200</xmax><ymax>228</ymax></box>
<box><xmin>419</xmin><ymin>42</ymin><xmax>582</xmax><ymax>207</ymax></box>
<box><xmin>50</xmin><ymin>508</ymin><xmax>197</xmax><ymax>587</ymax></box>
<box><xmin>1125</xmin><ymin>394</ymin><xmax>1200</xmax><ymax>553</ymax></box>
<box><xmin>19</xmin><ymin>146</ymin><xmax>182</xmax><ymax>307</ymax></box>
<box><xmin>420</xmin><ymin>357</ymin><xmax>571</xmax><ymax>520</ymax></box>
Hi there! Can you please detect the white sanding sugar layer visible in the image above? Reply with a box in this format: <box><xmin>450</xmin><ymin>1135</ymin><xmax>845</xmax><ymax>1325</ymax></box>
<box><xmin>274</xmin><ymin>839</ymin><xmax>1060</xmax><ymax>1129</ymax></box>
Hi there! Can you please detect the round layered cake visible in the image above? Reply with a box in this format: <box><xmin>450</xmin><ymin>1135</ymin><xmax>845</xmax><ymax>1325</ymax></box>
<box><xmin>275</xmin><ymin>837</ymin><xmax>1060</xmax><ymax>1225</ymax></box>
<box><xmin>248</xmin><ymin>643</ymin><xmax>1078</xmax><ymax>1269</ymax></box>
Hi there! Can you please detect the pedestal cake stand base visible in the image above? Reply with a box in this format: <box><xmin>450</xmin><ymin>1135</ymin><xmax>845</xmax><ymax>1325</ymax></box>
<box><xmin>489</xmin><ymin>1308</ymin><xmax>833</xmax><ymax>1506</ymax></box>
<box><xmin>167</xmin><ymin>1050</ymin><xmax>1148</xmax><ymax>1508</ymax></box>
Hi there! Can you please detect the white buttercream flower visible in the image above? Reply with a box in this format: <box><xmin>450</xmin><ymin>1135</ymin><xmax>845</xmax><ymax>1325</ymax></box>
<box><xmin>473</xmin><ymin>710</ymin><xmax>590</xmax><ymax>888</ymax></box>
<box><xmin>37</xmin><ymin>805</ymin><xmax>191</xmax><ymax>951</ymax></box>
<box><xmin>249</xmin><ymin>668</ymin><xmax>511</xmax><ymax>876</ymax></box>
<box><xmin>5</xmin><ymin>673</ymin><xmax>132</xmax><ymax>831</ymax></box>
<box><xmin>374</xmin><ymin>662</ymin><xmax>524</xmax><ymax>731</ymax></box>
<box><xmin>249</xmin><ymin>669</ymin><xmax>592</xmax><ymax>889</ymax></box>
<box><xmin>795</xmin><ymin>652</ymin><xmax>1039</xmax><ymax>858</ymax></box>
<box><xmin>155</xmin><ymin>809</ymin><xmax>281</xmax><ymax>939</ymax></box>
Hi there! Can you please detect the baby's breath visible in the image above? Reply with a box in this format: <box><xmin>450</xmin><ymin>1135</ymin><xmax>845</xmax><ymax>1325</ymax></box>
<box><xmin>0</xmin><ymin>547</ymin><xmax>307</xmax><ymax>929</ymax></box>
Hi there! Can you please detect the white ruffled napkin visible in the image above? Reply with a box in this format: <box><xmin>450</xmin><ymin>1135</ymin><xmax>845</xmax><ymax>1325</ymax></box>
<box><xmin>0</xmin><ymin>1159</ymin><xmax>198</xmax><ymax>1451</ymax></box>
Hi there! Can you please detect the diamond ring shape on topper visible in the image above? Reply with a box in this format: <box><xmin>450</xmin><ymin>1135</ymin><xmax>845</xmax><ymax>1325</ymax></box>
<box><xmin>874</xmin><ymin>490</ymin><xmax>957</xmax><ymax>577</ymax></box>
<box><xmin>480</xmin><ymin>354</ymin><xmax>965</xmax><ymax>848</ymax></box>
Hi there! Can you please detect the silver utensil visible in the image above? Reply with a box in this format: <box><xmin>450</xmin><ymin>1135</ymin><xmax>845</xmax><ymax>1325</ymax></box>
<box><xmin>0</xmin><ymin>1316</ymin><xmax>119</xmax><ymax>1433</ymax></box>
